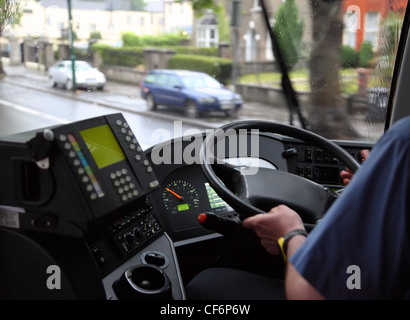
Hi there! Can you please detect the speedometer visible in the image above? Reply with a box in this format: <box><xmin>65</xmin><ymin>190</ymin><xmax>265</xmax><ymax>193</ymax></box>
<box><xmin>162</xmin><ymin>180</ymin><xmax>200</xmax><ymax>214</ymax></box>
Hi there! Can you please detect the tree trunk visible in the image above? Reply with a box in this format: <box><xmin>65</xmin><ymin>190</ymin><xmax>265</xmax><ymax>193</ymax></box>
<box><xmin>0</xmin><ymin>31</ymin><xmax>5</xmax><ymax>76</ymax></box>
<box><xmin>308</xmin><ymin>0</ymin><xmax>357</xmax><ymax>139</ymax></box>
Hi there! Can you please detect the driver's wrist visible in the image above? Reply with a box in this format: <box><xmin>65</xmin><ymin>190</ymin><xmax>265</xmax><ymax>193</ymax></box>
<box><xmin>278</xmin><ymin>229</ymin><xmax>307</xmax><ymax>263</ymax></box>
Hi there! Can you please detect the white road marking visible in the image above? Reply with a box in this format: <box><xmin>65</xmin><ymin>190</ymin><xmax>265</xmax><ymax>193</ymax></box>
<box><xmin>0</xmin><ymin>99</ymin><xmax>70</xmax><ymax>124</ymax></box>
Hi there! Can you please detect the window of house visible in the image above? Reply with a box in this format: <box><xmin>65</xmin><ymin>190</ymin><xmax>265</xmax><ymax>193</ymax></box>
<box><xmin>364</xmin><ymin>12</ymin><xmax>380</xmax><ymax>48</ymax></box>
<box><xmin>196</xmin><ymin>27</ymin><xmax>219</xmax><ymax>48</ymax></box>
<box><xmin>253</xmin><ymin>0</ymin><xmax>262</xmax><ymax>10</ymax></box>
<box><xmin>343</xmin><ymin>12</ymin><xmax>358</xmax><ymax>48</ymax></box>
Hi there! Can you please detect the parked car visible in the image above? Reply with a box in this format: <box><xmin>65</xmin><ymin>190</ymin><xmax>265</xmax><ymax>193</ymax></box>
<box><xmin>48</xmin><ymin>60</ymin><xmax>106</xmax><ymax>91</ymax></box>
<box><xmin>140</xmin><ymin>69</ymin><xmax>243</xmax><ymax>117</ymax></box>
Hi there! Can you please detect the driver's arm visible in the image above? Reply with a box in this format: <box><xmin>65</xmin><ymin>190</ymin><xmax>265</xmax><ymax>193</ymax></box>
<box><xmin>243</xmin><ymin>205</ymin><xmax>325</xmax><ymax>300</ymax></box>
<box><xmin>285</xmin><ymin>236</ymin><xmax>325</xmax><ymax>300</ymax></box>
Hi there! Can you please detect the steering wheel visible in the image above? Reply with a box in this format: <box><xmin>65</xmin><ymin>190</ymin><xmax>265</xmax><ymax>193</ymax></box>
<box><xmin>200</xmin><ymin>120</ymin><xmax>361</xmax><ymax>224</ymax></box>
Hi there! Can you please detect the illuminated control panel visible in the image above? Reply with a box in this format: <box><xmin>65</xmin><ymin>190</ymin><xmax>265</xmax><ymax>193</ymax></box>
<box><xmin>52</xmin><ymin>113</ymin><xmax>160</xmax><ymax>220</ymax></box>
<box><xmin>284</xmin><ymin>142</ymin><xmax>370</xmax><ymax>187</ymax></box>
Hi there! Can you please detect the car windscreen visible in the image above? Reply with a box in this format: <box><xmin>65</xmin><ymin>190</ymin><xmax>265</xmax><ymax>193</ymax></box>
<box><xmin>181</xmin><ymin>74</ymin><xmax>222</xmax><ymax>89</ymax></box>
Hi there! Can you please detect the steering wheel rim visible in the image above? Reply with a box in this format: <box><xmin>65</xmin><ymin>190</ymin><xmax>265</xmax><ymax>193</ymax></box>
<box><xmin>200</xmin><ymin>120</ymin><xmax>361</xmax><ymax>219</ymax></box>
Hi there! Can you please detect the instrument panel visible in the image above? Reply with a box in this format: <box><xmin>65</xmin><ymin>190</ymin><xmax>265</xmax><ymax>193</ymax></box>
<box><xmin>157</xmin><ymin>164</ymin><xmax>233</xmax><ymax>241</ymax></box>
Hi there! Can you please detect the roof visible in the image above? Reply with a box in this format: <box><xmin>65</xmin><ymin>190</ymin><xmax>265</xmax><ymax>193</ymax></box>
<box><xmin>149</xmin><ymin>69</ymin><xmax>207</xmax><ymax>76</ymax></box>
<box><xmin>39</xmin><ymin>0</ymin><xmax>157</xmax><ymax>11</ymax></box>
<box><xmin>39</xmin><ymin>0</ymin><xmax>106</xmax><ymax>10</ymax></box>
<box><xmin>145</xmin><ymin>1</ymin><xmax>164</xmax><ymax>13</ymax></box>
<box><xmin>197</xmin><ymin>12</ymin><xmax>217</xmax><ymax>26</ymax></box>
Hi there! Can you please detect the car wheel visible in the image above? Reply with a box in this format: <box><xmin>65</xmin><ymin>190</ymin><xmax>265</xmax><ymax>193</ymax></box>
<box><xmin>224</xmin><ymin>109</ymin><xmax>238</xmax><ymax>118</ymax></box>
<box><xmin>185</xmin><ymin>100</ymin><xmax>198</xmax><ymax>118</ymax></box>
<box><xmin>146</xmin><ymin>93</ymin><xmax>157</xmax><ymax>110</ymax></box>
<box><xmin>48</xmin><ymin>76</ymin><xmax>56</xmax><ymax>88</ymax></box>
<box><xmin>66</xmin><ymin>79</ymin><xmax>73</xmax><ymax>91</ymax></box>
<box><xmin>97</xmin><ymin>85</ymin><xmax>104</xmax><ymax>91</ymax></box>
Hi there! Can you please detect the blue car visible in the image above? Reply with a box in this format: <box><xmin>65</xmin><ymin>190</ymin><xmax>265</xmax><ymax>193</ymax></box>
<box><xmin>140</xmin><ymin>69</ymin><xmax>243</xmax><ymax>117</ymax></box>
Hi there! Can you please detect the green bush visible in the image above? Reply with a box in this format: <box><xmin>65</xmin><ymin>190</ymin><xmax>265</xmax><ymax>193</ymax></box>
<box><xmin>92</xmin><ymin>44</ymin><xmax>144</xmax><ymax>67</ymax></box>
<box><xmin>122</xmin><ymin>32</ymin><xmax>189</xmax><ymax>47</ymax></box>
<box><xmin>171</xmin><ymin>46</ymin><xmax>218</xmax><ymax>56</ymax></box>
<box><xmin>168</xmin><ymin>54</ymin><xmax>232</xmax><ymax>84</ymax></box>
<box><xmin>90</xmin><ymin>31</ymin><xmax>102</xmax><ymax>40</ymax></box>
<box><xmin>359</xmin><ymin>41</ymin><xmax>374</xmax><ymax>68</ymax></box>
<box><xmin>74</xmin><ymin>48</ymin><xmax>92</xmax><ymax>61</ymax></box>
<box><xmin>341</xmin><ymin>45</ymin><xmax>358</xmax><ymax>68</ymax></box>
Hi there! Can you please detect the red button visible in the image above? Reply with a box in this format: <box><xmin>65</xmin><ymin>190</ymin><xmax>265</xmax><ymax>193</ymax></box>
<box><xmin>198</xmin><ymin>213</ymin><xmax>207</xmax><ymax>224</ymax></box>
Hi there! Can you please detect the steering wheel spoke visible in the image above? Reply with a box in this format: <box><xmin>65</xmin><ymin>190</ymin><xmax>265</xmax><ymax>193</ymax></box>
<box><xmin>237</xmin><ymin>167</ymin><xmax>338</xmax><ymax>223</ymax></box>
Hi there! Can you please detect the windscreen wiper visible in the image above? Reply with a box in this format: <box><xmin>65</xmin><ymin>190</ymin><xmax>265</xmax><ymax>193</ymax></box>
<box><xmin>260</xmin><ymin>0</ymin><xmax>310</xmax><ymax>130</ymax></box>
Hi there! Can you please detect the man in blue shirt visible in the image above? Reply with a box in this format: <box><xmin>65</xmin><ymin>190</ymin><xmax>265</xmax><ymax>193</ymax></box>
<box><xmin>243</xmin><ymin>115</ymin><xmax>410</xmax><ymax>299</ymax></box>
<box><xmin>186</xmin><ymin>116</ymin><xmax>410</xmax><ymax>299</ymax></box>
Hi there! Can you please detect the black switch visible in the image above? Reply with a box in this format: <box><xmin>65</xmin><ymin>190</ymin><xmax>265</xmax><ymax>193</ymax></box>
<box><xmin>283</xmin><ymin>147</ymin><xmax>298</xmax><ymax>158</ymax></box>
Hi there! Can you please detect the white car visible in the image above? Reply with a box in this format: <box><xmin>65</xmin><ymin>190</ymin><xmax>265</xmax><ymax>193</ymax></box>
<box><xmin>48</xmin><ymin>60</ymin><xmax>106</xmax><ymax>91</ymax></box>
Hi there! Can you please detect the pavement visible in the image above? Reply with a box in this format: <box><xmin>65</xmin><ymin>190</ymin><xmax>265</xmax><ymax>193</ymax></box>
<box><xmin>1</xmin><ymin>61</ymin><xmax>381</xmax><ymax>140</ymax></box>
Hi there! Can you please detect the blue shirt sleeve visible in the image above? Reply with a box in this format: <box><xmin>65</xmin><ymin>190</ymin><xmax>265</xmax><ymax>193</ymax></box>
<box><xmin>290</xmin><ymin>116</ymin><xmax>410</xmax><ymax>299</ymax></box>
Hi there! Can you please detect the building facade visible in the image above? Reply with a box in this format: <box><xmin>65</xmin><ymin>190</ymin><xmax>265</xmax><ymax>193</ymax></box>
<box><xmin>5</xmin><ymin>0</ymin><xmax>193</xmax><ymax>47</ymax></box>
<box><xmin>342</xmin><ymin>0</ymin><xmax>407</xmax><ymax>50</ymax></box>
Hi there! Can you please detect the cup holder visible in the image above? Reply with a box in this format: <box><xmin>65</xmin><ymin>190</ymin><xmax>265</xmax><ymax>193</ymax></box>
<box><xmin>113</xmin><ymin>264</ymin><xmax>172</xmax><ymax>300</ymax></box>
<box><xmin>141</xmin><ymin>251</ymin><xmax>168</xmax><ymax>268</ymax></box>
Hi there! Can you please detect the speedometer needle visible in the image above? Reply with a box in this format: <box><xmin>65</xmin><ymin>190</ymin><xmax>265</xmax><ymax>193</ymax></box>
<box><xmin>166</xmin><ymin>188</ymin><xmax>183</xmax><ymax>199</ymax></box>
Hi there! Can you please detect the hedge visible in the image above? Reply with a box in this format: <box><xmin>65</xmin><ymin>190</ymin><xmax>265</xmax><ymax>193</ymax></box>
<box><xmin>359</xmin><ymin>41</ymin><xmax>374</xmax><ymax>68</ymax></box>
<box><xmin>168</xmin><ymin>54</ymin><xmax>232</xmax><ymax>84</ymax></box>
<box><xmin>92</xmin><ymin>43</ymin><xmax>144</xmax><ymax>67</ymax></box>
<box><xmin>341</xmin><ymin>45</ymin><xmax>358</xmax><ymax>68</ymax></box>
<box><xmin>91</xmin><ymin>43</ymin><xmax>219</xmax><ymax>68</ymax></box>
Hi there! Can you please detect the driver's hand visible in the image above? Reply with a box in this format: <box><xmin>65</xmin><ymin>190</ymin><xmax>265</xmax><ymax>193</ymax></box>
<box><xmin>243</xmin><ymin>205</ymin><xmax>304</xmax><ymax>255</ymax></box>
<box><xmin>340</xmin><ymin>149</ymin><xmax>370</xmax><ymax>186</ymax></box>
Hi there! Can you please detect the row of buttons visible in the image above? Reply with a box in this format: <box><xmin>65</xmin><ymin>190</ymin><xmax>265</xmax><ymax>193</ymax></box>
<box><xmin>59</xmin><ymin>134</ymin><xmax>103</xmax><ymax>201</ymax></box>
<box><xmin>114</xmin><ymin>119</ymin><xmax>159</xmax><ymax>189</ymax></box>
<box><xmin>299</xmin><ymin>148</ymin><xmax>339</xmax><ymax>165</ymax></box>
<box><xmin>109</xmin><ymin>202</ymin><xmax>153</xmax><ymax>234</ymax></box>
<box><xmin>297</xmin><ymin>165</ymin><xmax>341</xmax><ymax>184</ymax></box>
<box><xmin>115</xmin><ymin>214</ymin><xmax>161</xmax><ymax>255</ymax></box>
<box><xmin>115</xmin><ymin>119</ymin><xmax>143</xmax><ymax>153</ymax></box>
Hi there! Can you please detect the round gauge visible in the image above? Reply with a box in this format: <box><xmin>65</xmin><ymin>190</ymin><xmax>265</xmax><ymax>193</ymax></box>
<box><xmin>162</xmin><ymin>179</ymin><xmax>200</xmax><ymax>214</ymax></box>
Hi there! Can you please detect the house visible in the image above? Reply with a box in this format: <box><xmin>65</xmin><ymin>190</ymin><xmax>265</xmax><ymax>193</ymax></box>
<box><xmin>6</xmin><ymin>0</ymin><xmax>193</xmax><ymax>47</ymax></box>
<box><xmin>342</xmin><ymin>0</ymin><xmax>407</xmax><ymax>50</ymax></box>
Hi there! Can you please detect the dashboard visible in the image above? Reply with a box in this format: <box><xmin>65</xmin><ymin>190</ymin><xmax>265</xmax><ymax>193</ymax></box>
<box><xmin>0</xmin><ymin>115</ymin><xmax>375</xmax><ymax>300</ymax></box>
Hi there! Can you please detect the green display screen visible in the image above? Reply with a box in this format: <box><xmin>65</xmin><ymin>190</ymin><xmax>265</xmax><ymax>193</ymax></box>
<box><xmin>177</xmin><ymin>203</ymin><xmax>190</xmax><ymax>212</ymax></box>
<box><xmin>205</xmin><ymin>182</ymin><xmax>228</xmax><ymax>209</ymax></box>
<box><xmin>80</xmin><ymin>124</ymin><xmax>126</xmax><ymax>169</ymax></box>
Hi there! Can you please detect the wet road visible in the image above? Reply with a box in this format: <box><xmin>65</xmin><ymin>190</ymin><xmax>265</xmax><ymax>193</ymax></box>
<box><xmin>0</xmin><ymin>81</ymin><xmax>217</xmax><ymax>150</ymax></box>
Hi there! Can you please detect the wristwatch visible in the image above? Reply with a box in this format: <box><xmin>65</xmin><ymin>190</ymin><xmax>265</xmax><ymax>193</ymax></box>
<box><xmin>278</xmin><ymin>229</ymin><xmax>308</xmax><ymax>263</ymax></box>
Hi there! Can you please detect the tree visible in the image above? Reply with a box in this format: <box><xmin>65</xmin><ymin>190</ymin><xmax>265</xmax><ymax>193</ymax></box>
<box><xmin>273</xmin><ymin>0</ymin><xmax>304</xmax><ymax>68</ymax></box>
<box><xmin>308</xmin><ymin>0</ymin><xmax>355</xmax><ymax>139</ymax></box>
<box><xmin>130</xmin><ymin>0</ymin><xmax>146</xmax><ymax>11</ymax></box>
<box><xmin>215</xmin><ymin>1</ymin><xmax>229</xmax><ymax>43</ymax></box>
<box><xmin>180</xmin><ymin>0</ymin><xmax>216</xmax><ymax>15</ymax></box>
<box><xmin>0</xmin><ymin>0</ymin><xmax>26</xmax><ymax>75</ymax></box>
